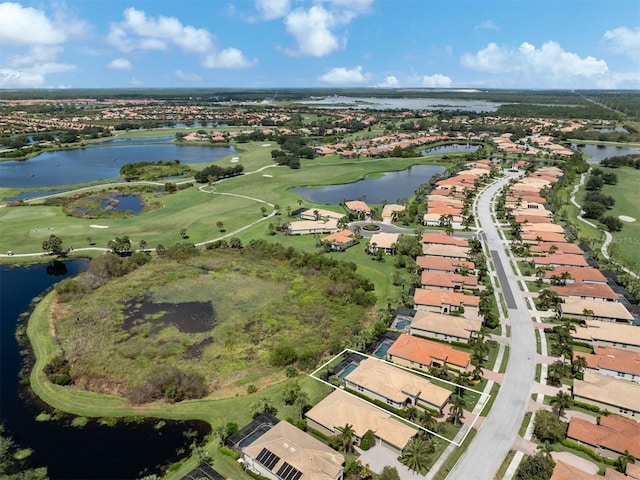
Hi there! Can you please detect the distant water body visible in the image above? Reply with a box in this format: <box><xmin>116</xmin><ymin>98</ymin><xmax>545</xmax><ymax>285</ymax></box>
<box><xmin>299</xmin><ymin>96</ymin><xmax>502</xmax><ymax>112</ymax></box>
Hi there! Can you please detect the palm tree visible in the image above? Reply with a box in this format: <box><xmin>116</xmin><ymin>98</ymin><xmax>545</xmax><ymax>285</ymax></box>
<box><xmin>546</xmin><ymin>363</ymin><xmax>564</xmax><ymax>386</ymax></box>
<box><xmin>336</xmin><ymin>423</ymin><xmax>356</xmax><ymax>453</ymax></box>
<box><xmin>448</xmin><ymin>394</ymin><xmax>466</xmax><ymax>425</ymax></box>
<box><xmin>403</xmin><ymin>406</ymin><xmax>418</xmax><ymax>422</ymax></box>
<box><xmin>550</xmin><ymin>391</ymin><xmax>573</xmax><ymax>417</ymax></box>
<box><xmin>616</xmin><ymin>450</ymin><xmax>636</xmax><ymax>473</ymax></box>
<box><xmin>139</xmin><ymin>239</ymin><xmax>147</xmax><ymax>250</ymax></box>
<box><xmin>399</xmin><ymin>437</ymin><xmax>431</xmax><ymax>475</ymax></box>
<box><xmin>418</xmin><ymin>411</ymin><xmax>438</xmax><ymax>439</ymax></box>
<box><xmin>572</xmin><ymin>355</ymin><xmax>588</xmax><ymax>376</ymax></box>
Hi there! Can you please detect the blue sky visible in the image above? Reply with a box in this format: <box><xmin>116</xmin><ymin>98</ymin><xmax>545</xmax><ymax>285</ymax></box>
<box><xmin>1</xmin><ymin>0</ymin><xmax>638</xmax><ymax>89</ymax></box>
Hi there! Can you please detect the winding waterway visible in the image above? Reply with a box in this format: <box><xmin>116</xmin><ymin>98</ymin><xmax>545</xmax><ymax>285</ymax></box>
<box><xmin>0</xmin><ymin>260</ymin><xmax>209</xmax><ymax>479</ymax></box>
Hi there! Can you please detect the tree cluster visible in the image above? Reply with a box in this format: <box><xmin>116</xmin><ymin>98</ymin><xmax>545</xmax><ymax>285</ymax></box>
<box><xmin>194</xmin><ymin>164</ymin><xmax>244</xmax><ymax>183</ymax></box>
<box><xmin>601</xmin><ymin>154</ymin><xmax>640</xmax><ymax>169</ymax></box>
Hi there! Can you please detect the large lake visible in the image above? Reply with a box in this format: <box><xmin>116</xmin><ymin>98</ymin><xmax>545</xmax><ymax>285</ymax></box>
<box><xmin>292</xmin><ymin>164</ymin><xmax>446</xmax><ymax>204</ymax></box>
<box><xmin>0</xmin><ymin>260</ymin><xmax>209</xmax><ymax>478</ymax></box>
<box><xmin>0</xmin><ymin>143</ymin><xmax>236</xmax><ymax>188</ymax></box>
<box><xmin>572</xmin><ymin>144</ymin><xmax>640</xmax><ymax>164</ymax></box>
<box><xmin>299</xmin><ymin>96</ymin><xmax>502</xmax><ymax>112</ymax></box>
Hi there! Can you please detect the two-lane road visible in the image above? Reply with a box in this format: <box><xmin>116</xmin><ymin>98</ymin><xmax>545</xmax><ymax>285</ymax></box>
<box><xmin>448</xmin><ymin>171</ymin><xmax>537</xmax><ymax>480</ymax></box>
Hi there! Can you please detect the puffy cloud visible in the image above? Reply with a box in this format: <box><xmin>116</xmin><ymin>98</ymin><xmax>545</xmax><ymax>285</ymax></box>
<box><xmin>108</xmin><ymin>7</ymin><xmax>213</xmax><ymax>53</ymax></box>
<box><xmin>0</xmin><ymin>2</ymin><xmax>71</xmax><ymax>45</ymax></box>
<box><xmin>109</xmin><ymin>8</ymin><xmax>254</xmax><ymax>69</ymax></box>
<box><xmin>461</xmin><ymin>41</ymin><xmax>608</xmax><ymax>86</ymax></box>
<box><xmin>422</xmin><ymin>73</ymin><xmax>452</xmax><ymax>88</ymax></box>
<box><xmin>0</xmin><ymin>69</ymin><xmax>45</xmax><ymax>88</ymax></box>
<box><xmin>283</xmin><ymin>1</ymin><xmax>371</xmax><ymax>57</ymax></box>
<box><xmin>203</xmin><ymin>48</ymin><xmax>255</xmax><ymax>68</ymax></box>
<box><xmin>130</xmin><ymin>77</ymin><xmax>144</xmax><ymax>86</ymax></box>
<box><xmin>284</xmin><ymin>6</ymin><xmax>339</xmax><ymax>57</ymax></box>
<box><xmin>318</xmin><ymin>65</ymin><xmax>370</xmax><ymax>84</ymax></box>
<box><xmin>256</xmin><ymin>0</ymin><xmax>290</xmax><ymax>20</ymax></box>
<box><xmin>107</xmin><ymin>58</ymin><xmax>133</xmax><ymax>70</ymax></box>
<box><xmin>376</xmin><ymin>75</ymin><xmax>399</xmax><ymax>88</ymax></box>
<box><xmin>173</xmin><ymin>70</ymin><xmax>202</xmax><ymax>81</ymax></box>
<box><xmin>603</xmin><ymin>26</ymin><xmax>640</xmax><ymax>61</ymax></box>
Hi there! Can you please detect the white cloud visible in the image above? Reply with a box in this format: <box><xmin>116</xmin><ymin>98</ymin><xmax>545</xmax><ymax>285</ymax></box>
<box><xmin>318</xmin><ymin>65</ymin><xmax>370</xmax><ymax>84</ymax></box>
<box><xmin>0</xmin><ymin>2</ymin><xmax>66</xmax><ymax>45</ymax></box>
<box><xmin>130</xmin><ymin>77</ymin><xmax>144</xmax><ymax>86</ymax></box>
<box><xmin>603</xmin><ymin>26</ymin><xmax>640</xmax><ymax>61</ymax></box>
<box><xmin>0</xmin><ymin>68</ymin><xmax>45</xmax><ymax>88</ymax></box>
<box><xmin>283</xmin><ymin>1</ymin><xmax>371</xmax><ymax>57</ymax></box>
<box><xmin>376</xmin><ymin>75</ymin><xmax>399</xmax><ymax>88</ymax></box>
<box><xmin>173</xmin><ymin>70</ymin><xmax>202</xmax><ymax>81</ymax></box>
<box><xmin>109</xmin><ymin>7</ymin><xmax>213</xmax><ymax>53</ymax></box>
<box><xmin>475</xmin><ymin>19</ymin><xmax>498</xmax><ymax>31</ymax></box>
<box><xmin>108</xmin><ymin>8</ymin><xmax>253</xmax><ymax>69</ymax></box>
<box><xmin>256</xmin><ymin>0</ymin><xmax>290</xmax><ymax>20</ymax></box>
<box><xmin>107</xmin><ymin>58</ymin><xmax>133</xmax><ymax>70</ymax></box>
<box><xmin>461</xmin><ymin>41</ymin><xmax>608</xmax><ymax>87</ymax></box>
<box><xmin>203</xmin><ymin>48</ymin><xmax>255</xmax><ymax>68</ymax></box>
<box><xmin>422</xmin><ymin>73</ymin><xmax>452</xmax><ymax>88</ymax></box>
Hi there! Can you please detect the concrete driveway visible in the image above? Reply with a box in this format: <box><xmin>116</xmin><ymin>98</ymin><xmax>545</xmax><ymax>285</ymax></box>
<box><xmin>356</xmin><ymin>443</ymin><xmax>420</xmax><ymax>479</ymax></box>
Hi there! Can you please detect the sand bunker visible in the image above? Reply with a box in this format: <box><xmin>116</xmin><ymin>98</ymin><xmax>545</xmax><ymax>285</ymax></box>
<box><xmin>89</xmin><ymin>224</ymin><xmax>110</xmax><ymax>228</ymax></box>
<box><xmin>263</xmin><ymin>174</ymin><xmax>273</xmax><ymax>178</ymax></box>
<box><xmin>261</xmin><ymin>144</ymin><xmax>271</xmax><ymax>147</ymax></box>
<box><xmin>619</xmin><ymin>215</ymin><xmax>636</xmax><ymax>223</ymax></box>
<box><xmin>230</xmin><ymin>159</ymin><xmax>239</xmax><ymax>163</ymax></box>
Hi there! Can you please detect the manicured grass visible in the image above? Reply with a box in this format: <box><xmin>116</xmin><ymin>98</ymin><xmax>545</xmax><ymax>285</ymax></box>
<box><xmin>499</xmin><ymin>346</ymin><xmax>510</xmax><ymax>374</ymax></box>
<box><xmin>431</xmin><ymin>428</ymin><xmax>477</xmax><ymax>480</ymax></box>
<box><xmin>519</xmin><ymin>412</ymin><xmax>532</xmax><ymax>437</ymax></box>
<box><xmin>495</xmin><ymin>450</ymin><xmax>516</xmax><ymax>480</ymax></box>
<box><xmin>479</xmin><ymin>383</ymin><xmax>500</xmax><ymax>416</ymax></box>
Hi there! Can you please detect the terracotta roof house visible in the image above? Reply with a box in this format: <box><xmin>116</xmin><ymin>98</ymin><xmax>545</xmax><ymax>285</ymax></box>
<box><xmin>574</xmin><ymin>346</ymin><xmax>640</xmax><ymax>383</ymax></box>
<box><xmin>320</xmin><ymin>230</ymin><xmax>355</xmax><ymax>251</ymax></box>
<box><xmin>567</xmin><ymin>415</ymin><xmax>640</xmax><ymax>458</ymax></box>
<box><xmin>529</xmin><ymin>242</ymin><xmax>585</xmax><ymax>255</ymax></box>
<box><xmin>572</xmin><ymin>320</ymin><xmax>640</xmax><ymax>352</ymax></box>
<box><xmin>559</xmin><ymin>298</ymin><xmax>634</xmax><ymax>324</ymax></box>
<box><xmin>551</xmin><ymin>283</ymin><xmax>619</xmax><ymax>302</ymax></box>
<box><xmin>381</xmin><ymin>204</ymin><xmax>405</xmax><ymax>223</ymax></box>
<box><xmin>421</xmin><ymin>244</ymin><xmax>470</xmax><ymax>260</ymax></box>
<box><xmin>513</xmin><ymin>214</ymin><xmax>553</xmax><ymax>224</ymax></box>
<box><xmin>299</xmin><ymin>208</ymin><xmax>345</xmax><ymax>221</ymax></box>
<box><xmin>550</xmin><ymin>460</ymin><xmax>601</xmax><ymax>480</ymax></box>
<box><xmin>572</xmin><ymin>371</ymin><xmax>640</xmax><ymax>421</ymax></box>
<box><xmin>421</xmin><ymin>232</ymin><xmax>469</xmax><ymax>247</ymax></box>
<box><xmin>285</xmin><ymin>219</ymin><xmax>339</xmax><ymax>236</ymax></box>
<box><xmin>387</xmin><ymin>333</ymin><xmax>471</xmax><ymax>372</ymax></box>
<box><xmin>420</xmin><ymin>271</ymin><xmax>478</xmax><ymax>291</ymax></box>
<box><xmin>416</xmin><ymin>256</ymin><xmax>475</xmax><ymax>273</ymax></box>
<box><xmin>522</xmin><ymin>223</ymin><xmax>566</xmax><ymax>233</ymax></box>
<box><xmin>342</xmin><ymin>358</ymin><xmax>451</xmax><ymax>413</ymax></box>
<box><xmin>409</xmin><ymin>310</ymin><xmax>482</xmax><ymax>344</ymax></box>
<box><xmin>625</xmin><ymin>463</ymin><xmax>640</xmax><ymax>480</ymax></box>
<box><xmin>522</xmin><ymin>231</ymin><xmax>567</xmax><ymax>244</ymax></box>
<box><xmin>510</xmin><ymin>206</ymin><xmax>553</xmax><ymax>218</ymax></box>
<box><xmin>543</xmin><ymin>267</ymin><xmax>607</xmax><ymax>284</ymax></box>
<box><xmin>413</xmin><ymin>289</ymin><xmax>480</xmax><ymax>315</ymax></box>
<box><xmin>534</xmin><ymin>254</ymin><xmax>589</xmax><ymax>268</ymax></box>
<box><xmin>242</xmin><ymin>420</ymin><xmax>344</xmax><ymax>480</ymax></box>
<box><xmin>305</xmin><ymin>389</ymin><xmax>416</xmax><ymax>453</ymax></box>
<box><xmin>422</xmin><ymin>212</ymin><xmax>463</xmax><ymax>228</ymax></box>
<box><xmin>344</xmin><ymin>200</ymin><xmax>371</xmax><ymax>215</ymax></box>
<box><xmin>368</xmin><ymin>232</ymin><xmax>399</xmax><ymax>254</ymax></box>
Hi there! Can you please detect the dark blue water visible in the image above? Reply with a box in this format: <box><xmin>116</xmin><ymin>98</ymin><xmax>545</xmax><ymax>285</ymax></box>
<box><xmin>3</xmin><ymin>190</ymin><xmax>66</xmax><ymax>201</ymax></box>
<box><xmin>422</xmin><ymin>144</ymin><xmax>480</xmax><ymax>155</ymax></box>
<box><xmin>0</xmin><ymin>260</ymin><xmax>209</xmax><ymax>479</ymax></box>
<box><xmin>0</xmin><ymin>144</ymin><xmax>236</xmax><ymax>188</ymax></box>
<box><xmin>572</xmin><ymin>143</ymin><xmax>640</xmax><ymax>164</ymax></box>
<box><xmin>101</xmin><ymin>195</ymin><xmax>145</xmax><ymax>214</ymax></box>
<box><xmin>292</xmin><ymin>164</ymin><xmax>446</xmax><ymax>204</ymax></box>
<box><xmin>100</xmin><ymin>136</ymin><xmax>175</xmax><ymax>144</ymax></box>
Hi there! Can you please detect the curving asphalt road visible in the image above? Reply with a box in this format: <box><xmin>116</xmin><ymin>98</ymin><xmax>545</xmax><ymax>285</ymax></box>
<box><xmin>448</xmin><ymin>171</ymin><xmax>537</xmax><ymax>480</ymax></box>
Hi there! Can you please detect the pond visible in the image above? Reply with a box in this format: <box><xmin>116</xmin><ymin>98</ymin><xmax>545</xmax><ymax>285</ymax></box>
<box><xmin>422</xmin><ymin>144</ymin><xmax>480</xmax><ymax>155</ymax></box>
<box><xmin>572</xmin><ymin>144</ymin><xmax>640</xmax><ymax>164</ymax></box>
<box><xmin>100</xmin><ymin>194</ymin><xmax>145</xmax><ymax>215</ymax></box>
<box><xmin>0</xmin><ymin>259</ymin><xmax>210</xmax><ymax>479</ymax></box>
<box><xmin>292</xmin><ymin>164</ymin><xmax>446</xmax><ymax>204</ymax></box>
<box><xmin>298</xmin><ymin>96</ymin><xmax>502</xmax><ymax>112</ymax></box>
<box><xmin>0</xmin><ymin>143</ymin><xmax>236</xmax><ymax>188</ymax></box>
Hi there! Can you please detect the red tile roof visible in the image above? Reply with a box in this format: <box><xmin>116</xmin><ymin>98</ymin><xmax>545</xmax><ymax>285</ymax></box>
<box><xmin>416</xmin><ymin>256</ymin><xmax>475</xmax><ymax>272</ymax></box>
<box><xmin>543</xmin><ymin>267</ymin><xmax>607</xmax><ymax>284</ymax></box>
<box><xmin>550</xmin><ymin>283</ymin><xmax>618</xmax><ymax>301</ymax></box>
<box><xmin>421</xmin><ymin>232</ymin><xmax>469</xmax><ymax>247</ymax></box>
<box><xmin>420</xmin><ymin>271</ymin><xmax>478</xmax><ymax>288</ymax></box>
<box><xmin>567</xmin><ymin>415</ymin><xmax>640</xmax><ymax>459</ymax></box>
<box><xmin>388</xmin><ymin>334</ymin><xmax>470</xmax><ymax>370</ymax></box>
<box><xmin>413</xmin><ymin>289</ymin><xmax>480</xmax><ymax>308</ymax></box>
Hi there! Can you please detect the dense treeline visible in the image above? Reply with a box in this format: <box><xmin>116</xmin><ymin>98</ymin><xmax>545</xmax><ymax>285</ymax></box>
<box><xmin>600</xmin><ymin>154</ymin><xmax>640</xmax><ymax>169</ymax></box>
<box><xmin>194</xmin><ymin>164</ymin><xmax>244</xmax><ymax>182</ymax></box>
<box><xmin>119</xmin><ymin>159</ymin><xmax>192</xmax><ymax>181</ymax></box>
